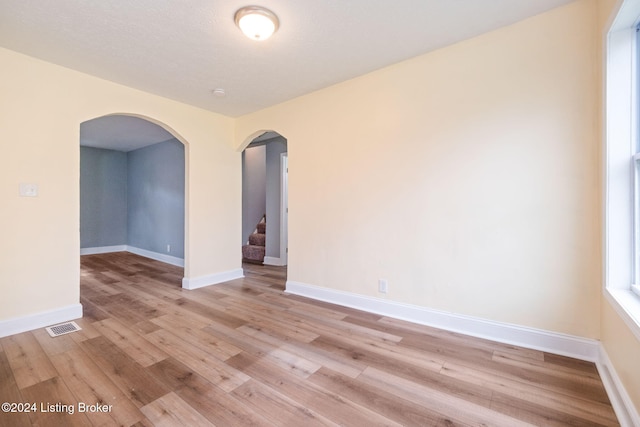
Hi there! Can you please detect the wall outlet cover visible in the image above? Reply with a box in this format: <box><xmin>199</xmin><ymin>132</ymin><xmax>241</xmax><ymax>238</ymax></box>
<box><xmin>19</xmin><ymin>183</ymin><xmax>38</xmax><ymax>197</ymax></box>
<box><xmin>378</xmin><ymin>279</ymin><xmax>388</xmax><ymax>294</ymax></box>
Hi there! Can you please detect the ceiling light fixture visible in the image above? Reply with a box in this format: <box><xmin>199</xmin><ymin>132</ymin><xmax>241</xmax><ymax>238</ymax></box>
<box><xmin>234</xmin><ymin>6</ymin><xmax>279</xmax><ymax>41</ymax></box>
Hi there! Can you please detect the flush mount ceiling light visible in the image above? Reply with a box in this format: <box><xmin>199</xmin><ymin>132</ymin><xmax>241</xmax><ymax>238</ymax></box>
<box><xmin>234</xmin><ymin>6</ymin><xmax>279</xmax><ymax>41</ymax></box>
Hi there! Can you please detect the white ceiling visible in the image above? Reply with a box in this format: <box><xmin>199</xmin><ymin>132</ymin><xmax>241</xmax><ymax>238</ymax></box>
<box><xmin>0</xmin><ymin>0</ymin><xmax>575</xmax><ymax>119</ymax></box>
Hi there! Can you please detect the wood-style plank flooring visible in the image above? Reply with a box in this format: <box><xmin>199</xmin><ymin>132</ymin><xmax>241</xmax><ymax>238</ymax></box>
<box><xmin>0</xmin><ymin>252</ymin><xmax>619</xmax><ymax>426</ymax></box>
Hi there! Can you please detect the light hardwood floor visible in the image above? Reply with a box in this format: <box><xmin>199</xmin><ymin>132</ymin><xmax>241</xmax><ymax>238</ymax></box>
<box><xmin>0</xmin><ymin>252</ymin><xmax>619</xmax><ymax>426</ymax></box>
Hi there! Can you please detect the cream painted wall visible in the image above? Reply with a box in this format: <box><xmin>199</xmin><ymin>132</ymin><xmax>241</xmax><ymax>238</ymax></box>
<box><xmin>236</xmin><ymin>0</ymin><xmax>601</xmax><ymax>338</ymax></box>
<box><xmin>0</xmin><ymin>47</ymin><xmax>240</xmax><ymax>322</ymax></box>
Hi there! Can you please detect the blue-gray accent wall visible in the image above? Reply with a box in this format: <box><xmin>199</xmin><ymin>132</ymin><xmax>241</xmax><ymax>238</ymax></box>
<box><xmin>127</xmin><ymin>140</ymin><xmax>185</xmax><ymax>258</ymax></box>
<box><xmin>80</xmin><ymin>146</ymin><xmax>127</xmax><ymax>248</ymax></box>
<box><xmin>80</xmin><ymin>139</ymin><xmax>185</xmax><ymax>259</ymax></box>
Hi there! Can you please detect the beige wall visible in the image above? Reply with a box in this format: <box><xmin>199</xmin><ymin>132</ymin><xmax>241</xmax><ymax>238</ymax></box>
<box><xmin>236</xmin><ymin>0</ymin><xmax>601</xmax><ymax>338</ymax></box>
<box><xmin>0</xmin><ymin>47</ymin><xmax>240</xmax><ymax>322</ymax></box>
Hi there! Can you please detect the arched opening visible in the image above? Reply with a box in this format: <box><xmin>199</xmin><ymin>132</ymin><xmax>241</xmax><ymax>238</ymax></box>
<box><xmin>241</xmin><ymin>131</ymin><xmax>288</xmax><ymax>270</ymax></box>
<box><xmin>79</xmin><ymin>114</ymin><xmax>187</xmax><ymax>286</ymax></box>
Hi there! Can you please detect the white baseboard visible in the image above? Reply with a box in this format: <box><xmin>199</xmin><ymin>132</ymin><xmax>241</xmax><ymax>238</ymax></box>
<box><xmin>285</xmin><ymin>280</ymin><xmax>640</xmax><ymax>425</ymax></box>
<box><xmin>285</xmin><ymin>280</ymin><xmax>599</xmax><ymax>361</ymax></box>
<box><xmin>80</xmin><ymin>245</ymin><xmax>127</xmax><ymax>255</ymax></box>
<box><xmin>597</xmin><ymin>347</ymin><xmax>640</xmax><ymax>427</ymax></box>
<box><xmin>264</xmin><ymin>256</ymin><xmax>286</xmax><ymax>266</ymax></box>
<box><xmin>80</xmin><ymin>245</ymin><xmax>185</xmax><ymax>267</ymax></box>
<box><xmin>182</xmin><ymin>268</ymin><xmax>244</xmax><ymax>290</ymax></box>
<box><xmin>0</xmin><ymin>304</ymin><xmax>83</xmax><ymax>338</ymax></box>
<box><xmin>126</xmin><ymin>246</ymin><xmax>184</xmax><ymax>267</ymax></box>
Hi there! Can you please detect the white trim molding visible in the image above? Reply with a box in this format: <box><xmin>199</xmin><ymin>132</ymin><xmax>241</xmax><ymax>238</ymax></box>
<box><xmin>126</xmin><ymin>246</ymin><xmax>184</xmax><ymax>267</ymax></box>
<box><xmin>264</xmin><ymin>256</ymin><xmax>286</xmax><ymax>266</ymax></box>
<box><xmin>280</xmin><ymin>152</ymin><xmax>288</xmax><ymax>265</ymax></box>
<box><xmin>286</xmin><ymin>280</ymin><xmax>640</xmax><ymax>425</ymax></box>
<box><xmin>79</xmin><ymin>245</ymin><xmax>185</xmax><ymax>267</ymax></box>
<box><xmin>80</xmin><ymin>245</ymin><xmax>127</xmax><ymax>255</ymax></box>
<box><xmin>286</xmin><ymin>280</ymin><xmax>600</xmax><ymax>361</ymax></box>
<box><xmin>0</xmin><ymin>304</ymin><xmax>83</xmax><ymax>338</ymax></box>
<box><xmin>182</xmin><ymin>268</ymin><xmax>244</xmax><ymax>290</ymax></box>
<box><xmin>606</xmin><ymin>289</ymin><xmax>640</xmax><ymax>342</ymax></box>
<box><xmin>598</xmin><ymin>346</ymin><xmax>640</xmax><ymax>427</ymax></box>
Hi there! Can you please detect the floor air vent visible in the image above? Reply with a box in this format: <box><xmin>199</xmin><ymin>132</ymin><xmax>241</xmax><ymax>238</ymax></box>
<box><xmin>45</xmin><ymin>321</ymin><xmax>81</xmax><ymax>337</ymax></box>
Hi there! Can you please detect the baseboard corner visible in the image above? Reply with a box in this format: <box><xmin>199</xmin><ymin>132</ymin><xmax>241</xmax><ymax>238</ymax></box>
<box><xmin>182</xmin><ymin>268</ymin><xmax>244</xmax><ymax>290</ymax></box>
<box><xmin>263</xmin><ymin>256</ymin><xmax>286</xmax><ymax>266</ymax></box>
<box><xmin>80</xmin><ymin>245</ymin><xmax>127</xmax><ymax>255</ymax></box>
<box><xmin>597</xmin><ymin>345</ymin><xmax>640</xmax><ymax>427</ymax></box>
<box><xmin>0</xmin><ymin>304</ymin><xmax>83</xmax><ymax>338</ymax></box>
<box><xmin>126</xmin><ymin>246</ymin><xmax>184</xmax><ymax>267</ymax></box>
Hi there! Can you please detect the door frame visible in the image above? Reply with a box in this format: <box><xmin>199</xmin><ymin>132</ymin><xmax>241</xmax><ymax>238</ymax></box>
<box><xmin>280</xmin><ymin>152</ymin><xmax>288</xmax><ymax>265</ymax></box>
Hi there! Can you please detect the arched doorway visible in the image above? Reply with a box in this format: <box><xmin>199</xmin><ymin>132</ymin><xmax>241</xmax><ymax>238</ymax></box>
<box><xmin>241</xmin><ymin>131</ymin><xmax>288</xmax><ymax>267</ymax></box>
<box><xmin>79</xmin><ymin>114</ymin><xmax>187</xmax><ymax>283</ymax></box>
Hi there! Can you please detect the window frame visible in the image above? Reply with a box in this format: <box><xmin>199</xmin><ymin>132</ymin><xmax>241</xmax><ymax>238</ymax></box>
<box><xmin>605</xmin><ymin>0</ymin><xmax>640</xmax><ymax>340</ymax></box>
<box><xmin>634</xmin><ymin>152</ymin><xmax>640</xmax><ymax>297</ymax></box>
<box><xmin>634</xmin><ymin>24</ymin><xmax>640</xmax><ymax>297</ymax></box>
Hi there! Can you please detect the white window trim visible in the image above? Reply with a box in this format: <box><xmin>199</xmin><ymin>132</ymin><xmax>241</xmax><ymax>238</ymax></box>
<box><xmin>605</xmin><ymin>0</ymin><xmax>640</xmax><ymax>341</ymax></box>
<box><xmin>633</xmin><ymin>152</ymin><xmax>640</xmax><ymax>289</ymax></box>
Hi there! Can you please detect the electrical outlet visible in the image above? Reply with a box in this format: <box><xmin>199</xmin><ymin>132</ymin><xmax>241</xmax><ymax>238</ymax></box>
<box><xmin>378</xmin><ymin>279</ymin><xmax>388</xmax><ymax>294</ymax></box>
<box><xmin>166</xmin><ymin>244</ymin><xmax>171</xmax><ymax>253</ymax></box>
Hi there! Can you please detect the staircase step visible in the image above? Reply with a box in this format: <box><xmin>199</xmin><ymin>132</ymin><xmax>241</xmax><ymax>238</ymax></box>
<box><xmin>256</xmin><ymin>222</ymin><xmax>266</xmax><ymax>234</ymax></box>
<box><xmin>249</xmin><ymin>233</ymin><xmax>265</xmax><ymax>246</ymax></box>
<box><xmin>242</xmin><ymin>244</ymin><xmax>265</xmax><ymax>262</ymax></box>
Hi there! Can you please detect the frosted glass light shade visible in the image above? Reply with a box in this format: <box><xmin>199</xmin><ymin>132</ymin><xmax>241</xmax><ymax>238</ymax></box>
<box><xmin>234</xmin><ymin>6</ymin><xmax>279</xmax><ymax>41</ymax></box>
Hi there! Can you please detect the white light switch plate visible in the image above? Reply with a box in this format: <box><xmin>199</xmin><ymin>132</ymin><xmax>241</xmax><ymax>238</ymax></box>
<box><xmin>19</xmin><ymin>183</ymin><xmax>38</xmax><ymax>197</ymax></box>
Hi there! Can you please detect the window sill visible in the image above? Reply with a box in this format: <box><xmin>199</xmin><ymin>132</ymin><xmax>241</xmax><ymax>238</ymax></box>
<box><xmin>606</xmin><ymin>288</ymin><xmax>640</xmax><ymax>342</ymax></box>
